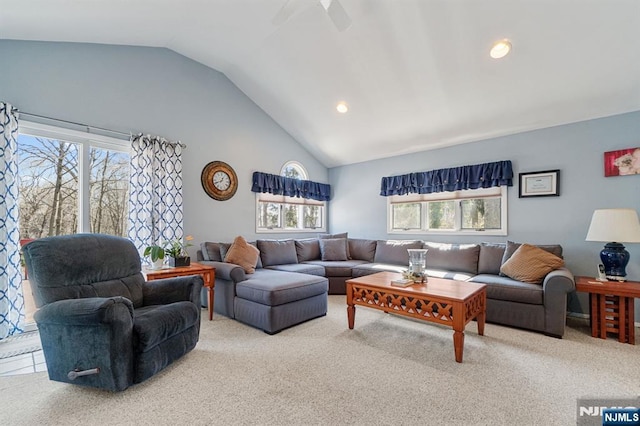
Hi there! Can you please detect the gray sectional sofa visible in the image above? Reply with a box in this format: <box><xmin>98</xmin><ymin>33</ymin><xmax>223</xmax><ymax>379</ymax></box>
<box><xmin>196</xmin><ymin>237</ymin><xmax>575</xmax><ymax>337</ymax></box>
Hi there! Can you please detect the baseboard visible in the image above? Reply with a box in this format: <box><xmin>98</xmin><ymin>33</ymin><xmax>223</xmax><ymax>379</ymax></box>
<box><xmin>23</xmin><ymin>322</ymin><xmax>38</xmax><ymax>333</ymax></box>
<box><xmin>567</xmin><ymin>312</ymin><xmax>589</xmax><ymax>320</ymax></box>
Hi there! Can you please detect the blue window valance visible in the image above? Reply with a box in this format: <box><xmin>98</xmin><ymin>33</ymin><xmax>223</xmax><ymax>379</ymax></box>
<box><xmin>380</xmin><ymin>160</ymin><xmax>513</xmax><ymax>196</ymax></box>
<box><xmin>251</xmin><ymin>171</ymin><xmax>331</xmax><ymax>201</ymax></box>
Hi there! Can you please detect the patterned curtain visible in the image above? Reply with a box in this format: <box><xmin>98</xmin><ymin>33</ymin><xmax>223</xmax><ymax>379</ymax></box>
<box><xmin>128</xmin><ymin>134</ymin><xmax>184</xmax><ymax>258</ymax></box>
<box><xmin>0</xmin><ymin>102</ymin><xmax>25</xmax><ymax>339</ymax></box>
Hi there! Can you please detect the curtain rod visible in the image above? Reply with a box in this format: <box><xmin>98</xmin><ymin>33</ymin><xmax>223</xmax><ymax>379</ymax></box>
<box><xmin>16</xmin><ymin>110</ymin><xmax>132</xmax><ymax>138</ymax></box>
<box><xmin>14</xmin><ymin>109</ymin><xmax>187</xmax><ymax>149</ymax></box>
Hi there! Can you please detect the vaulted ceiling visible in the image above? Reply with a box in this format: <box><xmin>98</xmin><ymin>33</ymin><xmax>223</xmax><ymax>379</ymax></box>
<box><xmin>1</xmin><ymin>0</ymin><xmax>639</xmax><ymax>167</ymax></box>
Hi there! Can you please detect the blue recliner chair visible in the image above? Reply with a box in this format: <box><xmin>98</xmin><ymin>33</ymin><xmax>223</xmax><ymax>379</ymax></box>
<box><xmin>22</xmin><ymin>233</ymin><xmax>203</xmax><ymax>392</ymax></box>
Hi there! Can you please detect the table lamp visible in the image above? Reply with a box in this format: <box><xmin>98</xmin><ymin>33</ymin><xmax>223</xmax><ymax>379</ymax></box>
<box><xmin>585</xmin><ymin>208</ymin><xmax>640</xmax><ymax>281</ymax></box>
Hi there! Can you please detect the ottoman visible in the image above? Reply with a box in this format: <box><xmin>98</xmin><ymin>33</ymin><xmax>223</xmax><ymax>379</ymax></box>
<box><xmin>233</xmin><ymin>269</ymin><xmax>328</xmax><ymax>334</ymax></box>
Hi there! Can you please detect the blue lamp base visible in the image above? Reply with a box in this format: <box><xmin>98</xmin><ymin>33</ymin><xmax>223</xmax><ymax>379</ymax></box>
<box><xmin>600</xmin><ymin>242</ymin><xmax>630</xmax><ymax>281</ymax></box>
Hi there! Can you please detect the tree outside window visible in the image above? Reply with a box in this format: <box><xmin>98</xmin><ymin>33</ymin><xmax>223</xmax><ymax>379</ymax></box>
<box><xmin>17</xmin><ymin>130</ymin><xmax>130</xmax><ymax>239</ymax></box>
<box><xmin>255</xmin><ymin>161</ymin><xmax>326</xmax><ymax>233</ymax></box>
<box><xmin>388</xmin><ymin>187</ymin><xmax>507</xmax><ymax>235</ymax></box>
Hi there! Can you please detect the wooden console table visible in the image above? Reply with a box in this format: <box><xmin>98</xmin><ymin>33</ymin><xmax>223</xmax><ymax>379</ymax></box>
<box><xmin>574</xmin><ymin>276</ymin><xmax>640</xmax><ymax>344</ymax></box>
<box><xmin>144</xmin><ymin>262</ymin><xmax>216</xmax><ymax>320</ymax></box>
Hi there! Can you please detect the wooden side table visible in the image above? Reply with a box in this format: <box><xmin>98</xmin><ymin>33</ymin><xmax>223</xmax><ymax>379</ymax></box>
<box><xmin>574</xmin><ymin>276</ymin><xmax>640</xmax><ymax>344</ymax></box>
<box><xmin>143</xmin><ymin>262</ymin><xmax>216</xmax><ymax>321</ymax></box>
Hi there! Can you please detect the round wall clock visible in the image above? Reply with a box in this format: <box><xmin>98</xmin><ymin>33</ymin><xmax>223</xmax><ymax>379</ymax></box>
<box><xmin>201</xmin><ymin>161</ymin><xmax>238</xmax><ymax>201</ymax></box>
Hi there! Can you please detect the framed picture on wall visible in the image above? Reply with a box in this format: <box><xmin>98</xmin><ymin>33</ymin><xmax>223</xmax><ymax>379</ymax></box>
<box><xmin>604</xmin><ymin>148</ymin><xmax>640</xmax><ymax>177</ymax></box>
<box><xmin>519</xmin><ymin>170</ymin><xmax>560</xmax><ymax>198</ymax></box>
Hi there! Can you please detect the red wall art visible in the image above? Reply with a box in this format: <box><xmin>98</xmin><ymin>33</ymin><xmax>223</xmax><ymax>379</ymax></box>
<box><xmin>604</xmin><ymin>147</ymin><xmax>640</xmax><ymax>177</ymax></box>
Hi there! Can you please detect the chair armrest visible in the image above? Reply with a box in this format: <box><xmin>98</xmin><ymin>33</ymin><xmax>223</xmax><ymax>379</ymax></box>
<box><xmin>199</xmin><ymin>260</ymin><xmax>246</xmax><ymax>283</ymax></box>
<box><xmin>542</xmin><ymin>267</ymin><xmax>575</xmax><ymax>294</ymax></box>
<box><xmin>33</xmin><ymin>297</ymin><xmax>135</xmax><ymax>391</ymax></box>
<box><xmin>34</xmin><ymin>297</ymin><xmax>134</xmax><ymax>326</ymax></box>
<box><xmin>143</xmin><ymin>275</ymin><xmax>204</xmax><ymax>306</ymax></box>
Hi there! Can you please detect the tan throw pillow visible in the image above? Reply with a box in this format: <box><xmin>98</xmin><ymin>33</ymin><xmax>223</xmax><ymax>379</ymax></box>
<box><xmin>224</xmin><ymin>236</ymin><xmax>260</xmax><ymax>274</ymax></box>
<box><xmin>500</xmin><ymin>243</ymin><xmax>565</xmax><ymax>284</ymax></box>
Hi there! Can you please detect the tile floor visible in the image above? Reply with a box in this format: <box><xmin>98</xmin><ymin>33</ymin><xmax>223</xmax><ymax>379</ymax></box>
<box><xmin>0</xmin><ymin>348</ymin><xmax>47</xmax><ymax>376</ymax></box>
<box><xmin>0</xmin><ymin>277</ymin><xmax>47</xmax><ymax>377</ymax></box>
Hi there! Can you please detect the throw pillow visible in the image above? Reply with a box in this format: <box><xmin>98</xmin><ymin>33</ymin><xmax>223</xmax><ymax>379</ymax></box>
<box><xmin>499</xmin><ymin>241</ymin><xmax>563</xmax><ymax>276</ymax></box>
<box><xmin>319</xmin><ymin>232</ymin><xmax>351</xmax><ymax>259</ymax></box>
<box><xmin>224</xmin><ymin>236</ymin><xmax>260</xmax><ymax>274</ymax></box>
<box><xmin>319</xmin><ymin>238</ymin><xmax>348</xmax><ymax>261</ymax></box>
<box><xmin>499</xmin><ymin>243</ymin><xmax>565</xmax><ymax>284</ymax></box>
<box><xmin>256</xmin><ymin>239</ymin><xmax>298</xmax><ymax>266</ymax></box>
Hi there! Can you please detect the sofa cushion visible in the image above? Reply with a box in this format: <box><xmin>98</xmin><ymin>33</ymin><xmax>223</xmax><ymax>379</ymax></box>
<box><xmin>218</xmin><ymin>243</ymin><xmax>232</xmax><ymax>260</ymax></box>
<box><xmin>351</xmin><ymin>263</ymin><xmax>407</xmax><ymax>278</ymax></box>
<box><xmin>305</xmin><ymin>260</ymin><xmax>369</xmax><ymax>277</ymax></box>
<box><xmin>134</xmin><ymin>301</ymin><xmax>199</xmax><ymax>353</ymax></box>
<box><xmin>348</xmin><ymin>239</ymin><xmax>377</xmax><ymax>262</ymax></box>
<box><xmin>224</xmin><ymin>236</ymin><xmax>260</xmax><ymax>274</ymax></box>
<box><xmin>257</xmin><ymin>239</ymin><xmax>298</xmax><ymax>267</ymax></box>
<box><xmin>235</xmin><ymin>269</ymin><xmax>328</xmax><ymax>306</ymax></box>
<box><xmin>265</xmin><ymin>263</ymin><xmax>325</xmax><ymax>276</ymax></box>
<box><xmin>319</xmin><ymin>232</ymin><xmax>351</xmax><ymax>259</ymax></box>
<box><xmin>319</xmin><ymin>238</ymin><xmax>348</xmax><ymax>261</ymax></box>
<box><xmin>248</xmin><ymin>241</ymin><xmax>263</xmax><ymax>269</ymax></box>
<box><xmin>469</xmin><ymin>274</ymin><xmax>544</xmax><ymax>305</ymax></box>
<box><xmin>478</xmin><ymin>243</ymin><xmax>506</xmax><ymax>275</ymax></box>
<box><xmin>295</xmin><ymin>239</ymin><xmax>320</xmax><ymax>262</ymax></box>
<box><xmin>500</xmin><ymin>243</ymin><xmax>565</xmax><ymax>284</ymax></box>
<box><xmin>499</xmin><ymin>240</ymin><xmax>562</xmax><ymax>276</ymax></box>
<box><xmin>426</xmin><ymin>269</ymin><xmax>475</xmax><ymax>281</ymax></box>
<box><xmin>373</xmin><ymin>240</ymin><xmax>423</xmax><ymax>265</ymax></box>
<box><xmin>422</xmin><ymin>242</ymin><xmax>480</xmax><ymax>275</ymax></box>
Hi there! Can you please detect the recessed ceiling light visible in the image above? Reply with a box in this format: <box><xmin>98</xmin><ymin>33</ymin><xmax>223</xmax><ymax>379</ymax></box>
<box><xmin>490</xmin><ymin>39</ymin><xmax>512</xmax><ymax>59</ymax></box>
<box><xmin>336</xmin><ymin>102</ymin><xmax>348</xmax><ymax>113</ymax></box>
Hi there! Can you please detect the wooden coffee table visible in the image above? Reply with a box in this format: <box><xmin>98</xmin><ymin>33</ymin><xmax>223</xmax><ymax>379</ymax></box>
<box><xmin>144</xmin><ymin>262</ymin><xmax>216</xmax><ymax>320</ymax></box>
<box><xmin>346</xmin><ymin>271</ymin><xmax>486</xmax><ymax>363</ymax></box>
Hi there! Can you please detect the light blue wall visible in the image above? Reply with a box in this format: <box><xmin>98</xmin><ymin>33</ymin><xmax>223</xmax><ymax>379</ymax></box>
<box><xmin>329</xmin><ymin>111</ymin><xmax>640</xmax><ymax>318</ymax></box>
<box><xmin>3</xmin><ymin>40</ymin><xmax>639</xmax><ymax>320</ymax></box>
<box><xmin>0</xmin><ymin>40</ymin><xmax>328</xmax><ymax>246</ymax></box>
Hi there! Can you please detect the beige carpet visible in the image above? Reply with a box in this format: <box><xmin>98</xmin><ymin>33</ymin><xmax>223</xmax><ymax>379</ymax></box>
<box><xmin>1</xmin><ymin>295</ymin><xmax>638</xmax><ymax>425</ymax></box>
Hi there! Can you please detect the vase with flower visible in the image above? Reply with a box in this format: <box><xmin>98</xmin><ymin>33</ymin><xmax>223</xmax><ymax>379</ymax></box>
<box><xmin>164</xmin><ymin>235</ymin><xmax>194</xmax><ymax>267</ymax></box>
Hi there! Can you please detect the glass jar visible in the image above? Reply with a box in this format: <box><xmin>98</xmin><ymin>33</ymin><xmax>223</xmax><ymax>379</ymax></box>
<box><xmin>407</xmin><ymin>249</ymin><xmax>428</xmax><ymax>283</ymax></box>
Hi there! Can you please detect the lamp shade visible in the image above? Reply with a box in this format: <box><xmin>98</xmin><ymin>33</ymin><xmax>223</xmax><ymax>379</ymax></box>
<box><xmin>585</xmin><ymin>209</ymin><xmax>640</xmax><ymax>243</ymax></box>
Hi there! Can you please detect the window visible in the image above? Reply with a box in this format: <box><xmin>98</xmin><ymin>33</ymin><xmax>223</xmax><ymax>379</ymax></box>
<box><xmin>17</xmin><ymin>122</ymin><xmax>130</xmax><ymax>239</ymax></box>
<box><xmin>256</xmin><ymin>161</ymin><xmax>326</xmax><ymax>233</ymax></box>
<box><xmin>281</xmin><ymin>161</ymin><xmax>305</xmax><ymax>179</ymax></box>
<box><xmin>388</xmin><ymin>187</ymin><xmax>507</xmax><ymax>235</ymax></box>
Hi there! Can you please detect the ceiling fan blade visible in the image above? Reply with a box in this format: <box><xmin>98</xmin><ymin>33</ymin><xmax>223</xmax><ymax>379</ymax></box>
<box><xmin>323</xmin><ymin>0</ymin><xmax>352</xmax><ymax>32</ymax></box>
<box><xmin>272</xmin><ymin>0</ymin><xmax>302</xmax><ymax>26</ymax></box>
